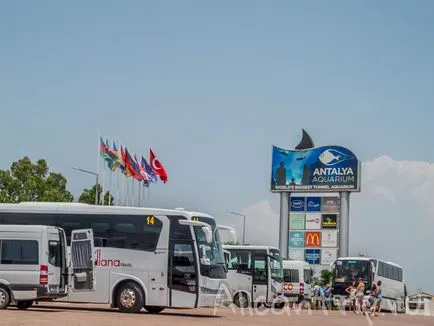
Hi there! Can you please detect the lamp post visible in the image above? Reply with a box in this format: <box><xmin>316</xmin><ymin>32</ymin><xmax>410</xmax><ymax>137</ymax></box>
<box><xmin>227</xmin><ymin>210</ymin><xmax>246</xmax><ymax>245</ymax></box>
<box><xmin>72</xmin><ymin>167</ymin><xmax>99</xmax><ymax>205</ymax></box>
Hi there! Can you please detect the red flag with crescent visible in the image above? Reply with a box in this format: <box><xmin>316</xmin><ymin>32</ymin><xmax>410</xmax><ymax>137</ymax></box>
<box><xmin>149</xmin><ymin>148</ymin><xmax>168</xmax><ymax>184</ymax></box>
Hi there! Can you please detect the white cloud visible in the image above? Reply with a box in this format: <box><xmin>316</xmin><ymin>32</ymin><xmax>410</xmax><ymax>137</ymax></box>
<box><xmin>234</xmin><ymin>155</ymin><xmax>434</xmax><ymax>293</ymax></box>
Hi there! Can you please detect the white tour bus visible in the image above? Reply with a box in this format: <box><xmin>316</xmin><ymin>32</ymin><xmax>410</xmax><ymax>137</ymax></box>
<box><xmin>282</xmin><ymin>260</ymin><xmax>314</xmax><ymax>303</ymax></box>
<box><xmin>0</xmin><ymin>202</ymin><xmax>227</xmax><ymax>313</ymax></box>
<box><xmin>0</xmin><ymin>225</ymin><xmax>94</xmax><ymax>310</ymax></box>
<box><xmin>222</xmin><ymin>245</ymin><xmax>284</xmax><ymax>308</ymax></box>
<box><xmin>331</xmin><ymin>256</ymin><xmax>406</xmax><ymax>313</ymax></box>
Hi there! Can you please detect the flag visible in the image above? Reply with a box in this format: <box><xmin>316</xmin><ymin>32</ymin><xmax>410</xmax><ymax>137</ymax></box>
<box><xmin>120</xmin><ymin>145</ymin><xmax>132</xmax><ymax>178</ymax></box>
<box><xmin>136</xmin><ymin>154</ymin><xmax>149</xmax><ymax>187</ymax></box>
<box><xmin>149</xmin><ymin>148</ymin><xmax>168</xmax><ymax>183</ymax></box>
<box><xmin>100</xmin><ymin>137</ymin><xmax>117</xmax><ymax>170</ymax></box>
<box><xmin>99</xmin><ymin>137</ymin><xmax>110</xmax><ymax>161</ymax></box>
<box><xmin>106</xmin><ymin>141</ymin><xmax>120</xmax><ymax>172</ymax></box>
<box><xmin>141</xmin><ymin>156</ymin><xmax>158</xmax><ymax>183</ymax></box>
<box><xmin>113</xmin><ymin>141</ymin><xmax>125</xmax><ymax>174</ymax></box>
<box><xmin>125</xmin><ymin>148</ymin><xmax>143</xmax><ymax>181</ymax></box>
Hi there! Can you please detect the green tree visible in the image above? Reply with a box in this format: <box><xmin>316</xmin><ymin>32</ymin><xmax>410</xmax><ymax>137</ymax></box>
<box><xmin>78</xmin><ymin>183</ymin><xmax>114</xmax><ymax>205</ymax></box>
<box><xmin>319</xmin><ymin>269</ymin><xmax>332</xmax><ymax>286</ymax></box>
<box><xmin>0</xmin><ymin>157</ymin><xmax>73</xmax><ymax>203</ymax></box>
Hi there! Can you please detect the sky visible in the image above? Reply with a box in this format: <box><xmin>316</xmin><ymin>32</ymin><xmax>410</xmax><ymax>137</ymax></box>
<box><xmin>1</xmin><ymin>1</ymin><xmax>434</xmax><ymax>293</ymax></box>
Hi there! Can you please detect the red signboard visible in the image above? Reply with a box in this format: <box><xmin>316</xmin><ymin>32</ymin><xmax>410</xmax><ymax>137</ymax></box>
<box><xmin>305</xmin><ymin>231</ymin><xmax>321</xmax><ymax>247</ymax></box>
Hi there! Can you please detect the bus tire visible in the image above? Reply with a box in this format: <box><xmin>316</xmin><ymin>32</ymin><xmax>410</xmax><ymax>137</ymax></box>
<box><xmin>0</xmin><ymin>286</ymin><xmax>11</xmax><ymax>309</ymax></box>
<box><xmin>274</xmin><ymin>302</ymin><xmax>285</xmax><ymax>309</ymax></box>
<box><xmin>16</xmin><ymin>300</ymin><xmax>33</xmax><ymax>310</ymax></box>
<box><xmin>116</xmin><ymin>282</ymin><xmax>144</xmax><ymax>313</ymax></box>
<box><xmin>233</xmin><ymin>292</ymin><xmax>249</xmax><ymax>308</ymax></box>
<box><xmin>144</xmin><ymin>306</ymin><xmax>165</xmax><ymax>314</ymax></box>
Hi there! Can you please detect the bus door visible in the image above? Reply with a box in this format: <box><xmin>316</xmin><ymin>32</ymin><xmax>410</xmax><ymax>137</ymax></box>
<box><xmin>252</xmin><ymin>251</ymin><xmax>268</xmax><ymax>304</ymax></box>
<box><xmin>70</xmin><ymin>229</ymin><xmax>95</xmax><ymax>291</ymax></box>
<box><xmin>169</xmin><ymin>241</ymin><xmax>198</xmax><ymax>307</ymax></box>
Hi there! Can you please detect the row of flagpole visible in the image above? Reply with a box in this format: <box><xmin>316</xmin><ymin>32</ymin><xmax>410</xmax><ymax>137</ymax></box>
<box><xmin>95</xmin><ymin>135</ymin><xmax>167</xmax><ymax>207</ymax></box>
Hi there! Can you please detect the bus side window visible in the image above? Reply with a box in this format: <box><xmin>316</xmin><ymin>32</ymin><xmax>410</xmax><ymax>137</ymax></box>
<box><xmin>377</xmin><ymin>262</ymin><xmax>384</xmax><ymax>277</ymax></box>
<box><xmin>228</xmin><ymin>250</ymin><xmax>252</xmax><ymax>275</ymax></box>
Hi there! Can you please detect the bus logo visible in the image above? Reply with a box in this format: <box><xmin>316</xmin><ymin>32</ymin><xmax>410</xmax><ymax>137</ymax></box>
<box><xmin>305</xmin><ymin>232</ymin><xmax>320</xmax><ymax>247</ymax></box>
<box><xmin>95</xmin><ymin>249</ymin><xmax>120</xmax><ymax>267</ymax></box>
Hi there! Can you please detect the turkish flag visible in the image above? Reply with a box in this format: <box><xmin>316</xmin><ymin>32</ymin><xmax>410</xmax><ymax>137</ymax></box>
<box><xmin>149</xmin><ymin>148</ymin><xmax>168</xmax><ymax>183</ymax></box>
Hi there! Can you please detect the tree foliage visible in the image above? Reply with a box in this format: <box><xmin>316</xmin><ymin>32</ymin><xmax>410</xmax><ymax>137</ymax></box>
<box><xmin>0</xmin><ymin>157</ymin><xmax>73</xmax><ymax>203</ymax></box>
<box><xmin>78</xmin><ymin>183</ymin><xmax>114</xmax><ymax>206</ymax></box>
<box><xmin>319</xmin><ymin>269</ymin><xmax>333</xmax><ymax>286</ymax></box>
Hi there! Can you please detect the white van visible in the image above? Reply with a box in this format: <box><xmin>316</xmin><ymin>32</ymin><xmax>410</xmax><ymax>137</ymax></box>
<box><xmin>282</xmin><ymin>260</ymin><xmax>314</xmax><ymax>303</ymax></box>
<box><xmin>0</xmin><ymin>225</ymin><xmax>94</xmax><ymax>310</ymax></box>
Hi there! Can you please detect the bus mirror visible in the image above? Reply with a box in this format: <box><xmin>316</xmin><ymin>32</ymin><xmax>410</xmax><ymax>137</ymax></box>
<box><xmin>178</xmin><ymin>219</ymin><xmax>213</xmax><ymax>243</ymax></box>
<box><xmin>216</xmin><ymin>225</ymin><xmax>237</xmax><ymax>243</ymax></box>
<box><xmin>202</xmin><ymin>226</ymin><xmax>213</xmax><ymax>244</ymax></box>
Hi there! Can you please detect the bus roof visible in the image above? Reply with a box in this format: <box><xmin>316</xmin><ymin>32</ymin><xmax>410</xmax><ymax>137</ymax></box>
<box><xmin>0</xmin><ymin>224</ymin><xmax>58</xmax><ymax>233</ymax></box>
<box><xmin>0</xmin><ymin>202</ymin><xmax>215</xmax><ymax>220</ymax></box>
<box><xmin>282</xmin><ymin>260</ymin><xmax>310</xmax><ymax>268</ymax></box>
<box><xmin>336</xmin><ymin>256</ymin><xmax>403</xmax><ymax>269</ymax></box>
<box><xmin>222</xmin><ymin>244</ymin><xmax>280</xmax><ymax>251</ymax></box>
<box><xmin>177</xmin><ymin>209</ymin><xmax>215</xmax><ymax>220</ymax></box>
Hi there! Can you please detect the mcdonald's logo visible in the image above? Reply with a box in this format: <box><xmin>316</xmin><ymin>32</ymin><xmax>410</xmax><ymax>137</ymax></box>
<box><xmin>305</xmin><ymin>232</ymin><xmax>320</xmax><ymax>247</ymax></box>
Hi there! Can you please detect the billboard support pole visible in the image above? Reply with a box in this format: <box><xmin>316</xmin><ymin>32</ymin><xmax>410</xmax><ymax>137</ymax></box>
<box><xmin>339</xmin><ymin>191</ymin><xmax>350</xmax><ymax>257</ymax></box>
<box><xmin>279</xmin><ymin>192</ymin><xmax>289</xmax><ymax>259</ymax></box>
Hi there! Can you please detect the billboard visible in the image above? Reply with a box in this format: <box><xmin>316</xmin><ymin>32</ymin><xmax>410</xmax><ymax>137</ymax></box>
<box><xmin>271</xmin><ymin>145</ymin><xmax>360</xmax><ymax>192</ymax></box>
<box><xmin>305</xmin><ymin>249</ymin><xmax>321</xmax><ymax>264</ymax></box>
<box><xmin>305</xmin><ymin>213</ymin><xmax>321</xmax><ymax>230</ymax></box>
<box><xmin>288</xmin><ymin>249</ymin><xmax>305</xmax><ymax>261</ymax></box>
<box><xmin>322</xmin><ymin>230</ymin><xmax>338</xmax><ymax>247</ymax></box>
<box><xmin>288</xmin><ymin>194</ymin><xmax>340</xmax><ymax>266</ymax></box>
<box><xmin>290</xmin><ymin>196</ymin><xmax>306</xmax><ymax>212</ymax></box>
<box><xmin>289</xmin><ymin>231</ymin><xmax>305</xmax><ymax>247</ymax></box>
<box><xmin>289</xmin><ymin>213</ymin><xmax>305</xmax><ymax>230</ymax></box>
<box><xmin>321</xmin><ymin>248</ymin><xmax>337</xmax><ymax>265</ymax></box>
<box><xmin>322</xmin><ymin>196</ymin><xmax>339</xmax><ymax>212</ymax></box>
<box><xmin>322</xmin><ymin>214</ymin><xmax>337</xmax><ymax>229</ymax></box>
<box><xmin>305</xmin><ymin>231</ymin><xmax>321</xmax><ymax>247</ymax></box>
<box><xmin>306</xmin><ymin>197</ymin><xmax>321</xmax><ymax>212</ymax></box>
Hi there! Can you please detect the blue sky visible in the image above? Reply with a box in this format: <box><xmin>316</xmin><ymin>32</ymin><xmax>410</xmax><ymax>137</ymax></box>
<box><xmin>1</xmin><ymin>1</ymin><xmax>434</xmax><ymax>291</ymax></box>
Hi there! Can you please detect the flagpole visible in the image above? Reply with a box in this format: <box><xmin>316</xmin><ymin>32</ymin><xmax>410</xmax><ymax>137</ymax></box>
<box><xmin>108</xmin><ymin>165</ymin><xmax>112</xmax><ymax>206</ymax></box>
<box><xmin>138</xmin><ymin>178</ymin><xmax>141</xmax><ymax>207</ymax></box>
<box><xmin>132</xmin><ymin>175</ymin><xmax>135</xmax><ymax>207</ymax></box>
<box><xmin>96</xmin><ymin>134</ymin><xmax>101</xmax><ymax>205</ymax></box>
<box><xmin>121</xmin><ymin>174</ymin><xmax>125</xmax><ymax>206</ymax></box>
<box><xmin>116</xmin><ymin>166</ymin><xmax>120</xmax><ymax>206</ymax></box>
<box><xmin>101</xmin><ymin>149</ymin><xmax>106</xmax><ymax>206</ymax></box>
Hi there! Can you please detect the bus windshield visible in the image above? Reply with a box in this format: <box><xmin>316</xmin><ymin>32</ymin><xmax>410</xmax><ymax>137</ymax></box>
<box><xmin>193</xmin><ymin>217</ymin><xmax>226</xmax><ymax>279</ymax></box>
<box><xmin>334</xmin><ymin>259</ymin><xmax>371</xmax><ymax>283</ymax></box>
<box><xmin>269</xmin><ymin>249</ymin><xmax>283</xmax><ymax>282</ymax></box>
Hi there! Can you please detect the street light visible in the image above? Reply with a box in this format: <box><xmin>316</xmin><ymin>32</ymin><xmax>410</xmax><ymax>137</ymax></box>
<box><xmin>72</xmin><ymin>167</ymin><xmax>99</xmax><ymax>205</ymax></box>
<box><xmin>227</xmin><ymin>210</ymin><xmax>246</xmax><ymax>245</ymax></box>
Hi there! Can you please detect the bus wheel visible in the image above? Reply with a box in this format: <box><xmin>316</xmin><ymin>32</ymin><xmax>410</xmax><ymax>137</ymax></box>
<box><xmin>234</xmin><ymin>292</ymin><xmax>249</xmax><ymax>308</ymax></box>
<box><xmin>274</xmin><ymin>302</ymin><xmax>285</xmax><ymax>309</ymax></box>
<box><xmin>16</xmin><ymin>300</ymin><xmax>33</xmax><ymax>310</ymax></box>
<box><xmin>116</xmin><ymin>282</ymin><xmax>144</xmax><ymax>313</ymax></box>
<box><xmin>144</xmin><ymin>306</ymin><xmax>165</xmax><ymax>314</ymax></box>
<box><xmin>0</xmin><ymin>287</ymin><xmax>11</xmax><ymax>309</ymax></box>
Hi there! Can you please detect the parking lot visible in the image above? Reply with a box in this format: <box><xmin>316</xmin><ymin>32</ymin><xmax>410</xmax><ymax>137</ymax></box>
<box><xmin>1</xmin><ymin>303</ymin><xmax>433</xmax><ymax>326</ymax></box>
